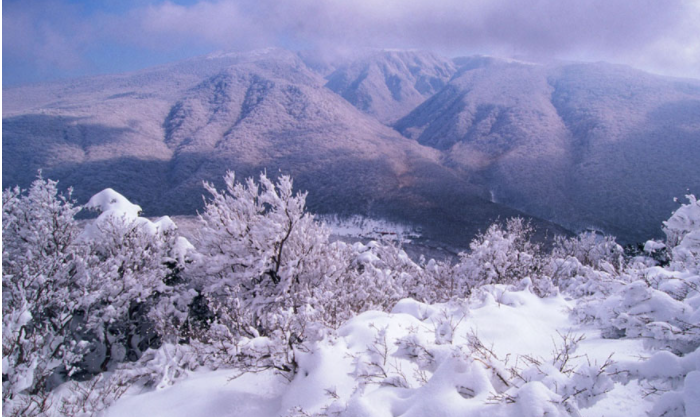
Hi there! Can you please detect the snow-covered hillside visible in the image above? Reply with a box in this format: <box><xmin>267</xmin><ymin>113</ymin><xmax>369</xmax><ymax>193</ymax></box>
<box><xmin>395</xmin><ymin>58</ymin><xmax>700</xmax><ymax>242</ymax></box>
<box><xmin>4</xmin><ymin>174</ymin><xmax>699</xmax><ymax>416</ymax></box>
<box><xmin>3</xmin><ymin>48</ymin><xmax>700</xmax><ymax>245</ymax></box>
<box><xmin>2</xmin><ymin>48</ymin><xmax>566</xmax><ymax>249</ymax></box>
<box><xmin>325</xmin><ymin>50</ymin><xmax>456</xmax><ymax>124</ymax></box>
<box><xmin>103</xmin><ymin>292</ymin><xmax>655</xmax><ymax>417</ymax></box>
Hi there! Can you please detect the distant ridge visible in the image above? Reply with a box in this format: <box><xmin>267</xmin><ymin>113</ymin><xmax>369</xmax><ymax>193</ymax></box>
<box><xmin>4</xmin><ymin>48</ymin><xmax>699</xmax><ymax>245</ymax></box>
<box><xmin>325</xmin><ymin>50</ymin><xmax>456</xmax><ymax>124</ymax></box>
<box><xmin>395</xmin><ymin>58</ymin><xmax>700</xmax><ymax>242</ymax></box>
<box><xmin>2</xmin><ymin>49</ymin><xmax>566</xmax><ymax>248</ymax></box>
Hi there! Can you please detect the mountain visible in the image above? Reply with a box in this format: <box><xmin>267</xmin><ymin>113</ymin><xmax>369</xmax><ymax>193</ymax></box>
<box><xmin>3</xmin><ymin>49</ymin><xmax>565</xmax><ymax>249</ymax></box>
<box><xmin>395</xmin><ymin>57</ymin><xmax>700</xmax><ymax>242</ymax></box>
<box><xmin>6</xmin><ymin>49</ymin><xmax>697</xmax><ymax>245</ymax></box>
<box><xmin>324</xmin><ymin>50</ymin><xmax>456</xmax><ymax>124</ymax></box>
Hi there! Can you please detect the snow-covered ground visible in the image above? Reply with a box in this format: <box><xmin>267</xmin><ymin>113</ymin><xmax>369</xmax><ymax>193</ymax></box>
<box><xmin>104</xmin><ymin>288</ymin><xmax>654</xmax><ymax>417</ymax></box>
<box><xmin>4</xmin><ymin>179</ymin><xmax>699</xmax><ymax>417</ymax></box>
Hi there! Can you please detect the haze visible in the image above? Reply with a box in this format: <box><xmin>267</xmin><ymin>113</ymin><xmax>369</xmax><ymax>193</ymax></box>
<box><xmin>3</xmin><ymin>0</ymin><xmax>700</xmax><ymax>86</ymax></box>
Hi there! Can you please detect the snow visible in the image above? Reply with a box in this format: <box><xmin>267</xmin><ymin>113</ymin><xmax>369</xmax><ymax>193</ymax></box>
<box><xmin>105</xmin><ymin>369</ymin><xmax>286</xmax><ymax>417</ymax></box>
<box><xmin>683</xmin><ymin>371</ymin><xmax>700</xmax><ymax>414</ymax></box>
<box><xmin>82</xmin><ymin>189</ymin><xmax>194</xmax><ymax>260</ymax></box>
<box><xmin>664</xmin><ymin>194</ymin><xmax>700</xmax><ymax>246</ymax></box>
<box><xmin>322</xmin><ymin>215</ymin><xmax>421</xmax><ymax>242</ymax></box>
<box><xmin>325</xmin><ymin>49</ymin><xmax>456</xmax><ymax>124</ymax></box>
<box><xmin>172</xmin><ymin>236</ymin><xmax>195</xmax><ymax>264</ymax></box>
<box><xmin>279</xmin><ymin>342</ymin><xmax>356</xmax><ymax>414</ymax></box>
<box><xmin>644</xmin><ymin>240</ymin><xmax>666</xmax><ymax>253</ymax></box>
<box><xmin>86</xmin><ymin>188</ymin><xmax>143</xmax><ymax>219</ymax></box>
<box><xmin>101</xmin><ymin>286</ymin><xmax>655</xmax><ymax>417</ymax></box>
<box><xmin>5</xmin><ymin>180</ymin><xmax>699</xmax><ymax>416</ymax></box>
<box><xmin>581</xmin><ymin>380</ymin><xmax>650</xmax><ymax>417</ymax></box>
<box><xmin>18</xmin><ymin>310</ymin><xmax>33</xmax><ymax>327</ymax></box>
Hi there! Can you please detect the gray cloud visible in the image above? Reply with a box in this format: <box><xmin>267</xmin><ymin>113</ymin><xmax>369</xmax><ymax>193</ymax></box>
<box><xmin>276</xmin><ymin>0</ymin><xmax>699</xmax><ymax>76</ymax></box>
<box><xmin>4</xmin><ymin>0</ymin><xmax>700</xmax><ymax>84</ymax></box>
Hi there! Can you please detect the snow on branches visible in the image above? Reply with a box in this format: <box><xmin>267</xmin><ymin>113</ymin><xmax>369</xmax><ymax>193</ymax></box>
<box><xmin>2</xmin><ymin>177</ymin><xmax>190</xmax><ymax>416</ymax></box>
<box><xmin>3</xmin><ymin>171</ymin><xmax>700</xmax><ymax>417</ymax></box>
<box><xmin>2</xmin><ymin>176</ymin><xmax>85</xmax><ymax>416</ymax></box>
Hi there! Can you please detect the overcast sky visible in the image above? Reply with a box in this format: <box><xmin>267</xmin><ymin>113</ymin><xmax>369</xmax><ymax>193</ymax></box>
<box><xmin>3</xmin><ymin>0</ymin><xmax>700</xmax><ymax>86</ymax></box>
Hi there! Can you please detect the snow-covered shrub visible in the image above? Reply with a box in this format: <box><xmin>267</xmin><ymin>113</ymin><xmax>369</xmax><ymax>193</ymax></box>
<box><xmin>2</xmin><ymin>177</ymin><xmax>84</xmax><ymax>416</ymax></box>
<box><xmin>624</xmin><ymin>239</ymin><xmax>671</xmax><ymax>267</ymax></box>
<box><xmin>664</xmin><ymin>195</ymin><xmax>700</xmax><ymax>272</ymax></box>
<box><xmin>458</xmin><ymin>218</ymin><xmax>546</xmax><ymax>295</ymax></box>
<box><xmin>73</xmin><ymin>188</ymin><xmax>193</xmax><ymax>374</ymax></box>
<box><xmin>330</xmin><ymin>240</ymin><xmax>421</xmax><ymax>315</ymax></box>
<box><xmin>552</xmin><ymin>232</ymin><xmax>626</xmax><ymax>273</ymax></box>
<box><xmin>190</xmin><ymin>172</ymin><xmax>340</xmax><ymax>375</ymax></box>
<box><xmin>513</xmin><ymin>331</ymin><xmax>615</xmax><ymax>410</ymax></box>
<box><xmin>567</xmin><ymin>195</ymin><xmax>700</xmax><ymax>416</ymax></box>
<box><xmin>342</xmin><ymin>294</ymin><xmax>613</xmax><ymax>417</ymax></box>
<box><xmin>58</xmin><ymin>372</ymin><xmax>131</xmax><ymax>417</ymax></box>
<box><xmin>58</xmin><ymin>341</ymin><xmax>201</xmax><ymax>417</ymax></box>
<box><xmin>570</xmin><ymin>198</ymin><xmax>700</xmax><ymax>353</ymax></box>
<box><xmin>419</xmin><ymin>257</ymin><xmax>463</xmax><ymax>303</ymax></box>
<box><xmin>196</xmin><ymin>172</ymin><xmax>330</xmax><ymax>315</ymax></box>
<box><xmin>611</xmin><ymin>348</ymin><xmax>700</xmax><ymax>417</ymax></box>
<box><xmin>574</xmin><ymin>268</ymin><xmax>700</xmax><ymax>352</ymax></box>
<box><xmin>546</xmin><ymin>255</ymin><xmax>622</xmax><ymax>298</ymax></box>
<box><xmin>3</xmin><ymin>180</ymin><xmax>191</xmax><ymax>416</ymax></box>
<box><xmin>538</xmin><ymin>232</ymin><xmax>627</xmax><ymax>299</ymax></box>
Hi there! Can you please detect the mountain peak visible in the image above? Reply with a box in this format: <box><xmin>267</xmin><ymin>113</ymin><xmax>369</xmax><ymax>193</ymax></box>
<box><xmin>325</xmin><ymin>50</ymin><xmax>457</xmax><ymax>124</ymax></box>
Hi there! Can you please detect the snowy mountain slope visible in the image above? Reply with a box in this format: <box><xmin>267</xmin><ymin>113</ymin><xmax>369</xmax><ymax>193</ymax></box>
<box><xmin>151</xmin><ymin>54</ymin><xmax>555</xmax><ymax>246</ymax></box>
<box><xmin>325</xmin><ymin>50</ymin><xmax>457</xmax><ymax>124</ymax></box>
<box><xmin>3</xmin><ymin>49</ymin><xmax>565</xmax><ymax>248</ymax></box>
<box><xmin>395</xmin><ymin>58</ymin><xmax>700</xmax><ymax>242</ymax></box>
<box><xmin>6</xmin><ymin>175</ymin><xmax>699</xmax><ymax>417</ymax></box>
<box><xmin>103</xmin><ymin>291</ymin><xmax>653</xmax><ymax>417</ymax></box>
<box><xmin>2</xmin><ymin>48</ymin><xmax>319</xmax><ymax>116</ymax></box>
<box><xmin>2</xmin><ymin>49</ymin><xmax>320</xmax><ymax>212</ymax></box>
<box><xmin>7</xmin><ymin>48</ymin><xmax>697</xmax><ymax>245</ymax></box>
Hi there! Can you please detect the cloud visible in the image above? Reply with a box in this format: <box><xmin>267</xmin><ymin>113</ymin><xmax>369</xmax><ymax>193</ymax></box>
<box><xmin>130</xmin><ymin>0</ymin><xmax>699</xmax><ymax>78</ymax></box>
<box><xmin>3</xmin><ymin>1</ymin><xmax>94</xmax><ymax>72</ymax></box>
<box><xmin>105</xmin><ymin>0</ymin><xmax>274</xmax><ymax>50</ymax></box>
<box><xmin>3</xmin><ymin>0</ymin><xmax>700</xmax><ymax>84</ymax></box>
<box><xmin>615</xmin><ymin>0</ymin><xmax>700</xmax><ymax>79</ymax></box>
<box><xmin>276</xmin><ymin>0</ymin><xmax>697</xmax><ymax>72</ymax></box>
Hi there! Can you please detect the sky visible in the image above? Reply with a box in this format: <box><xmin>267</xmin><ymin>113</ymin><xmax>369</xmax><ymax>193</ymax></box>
<box><xmin>3</xmin><ymin>0</ymin><xmax>700</xmax><ymax>86</ymax></box>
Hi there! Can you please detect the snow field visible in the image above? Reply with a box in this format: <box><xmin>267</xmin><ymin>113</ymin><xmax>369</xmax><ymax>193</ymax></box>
<box><xmin>105</xmin><ymin>289</ymin><xmax>654</xmax><ymax>417</ymax></box>
<box><xmin>4</xmin><ymin>177</ymin><xmax>699</xmax><ymax>417</ymax></box>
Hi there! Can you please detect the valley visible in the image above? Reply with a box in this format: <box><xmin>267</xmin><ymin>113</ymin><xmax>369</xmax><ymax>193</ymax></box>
<box><xmin>4</xmin><ymin>48</ymin><xmax>700</xmax><ymax>246</ymax></box>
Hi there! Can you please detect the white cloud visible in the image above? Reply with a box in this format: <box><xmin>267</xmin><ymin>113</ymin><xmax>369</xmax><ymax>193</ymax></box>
<box><xmin>4</xmin><ymin>0</ymin><xmax>700</xmax><ymax>82</ymax></box>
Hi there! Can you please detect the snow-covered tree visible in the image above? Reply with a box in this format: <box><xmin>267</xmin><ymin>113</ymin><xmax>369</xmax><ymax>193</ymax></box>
<box><xmin>323</xmin><ymin>240</ymin><xmax>417</xmax><ymax>322</ymax></box>
<box><xmin>552</xmin><ymin>232</ymin><xmax>625</xmax><ymax>273</ymax></box>
<box><xmin>196</xmin><ymin>172</ymin><xmax>331</xmax><ymax>321</ymax></box>
<box><xmin>2</xmin><ymin>180</ymin><xmax>191</xmax><ymax>415</ymax></box>
<box><xmin>191</xmin><ymin>172</ymin><xmax>338</xmax><ymax>374</ymax></box>
<box><xmin>79</xmin><ymin>189</ymin><xmax>187</xmax><ymax>371</ymax></box>
<box><xmin>2</xmin><ymin>177</ymin><xmax>84</xmax><ymax>416</ymax></box>
<box><xmin>663</xmin><ymin>195</ymin><xmax>700</xmax><ymax>272</ymax></box>
<box><xmin>458</xmin><ymin>218</ymin><xmax>545</xmax><ymax>295</ymax></box>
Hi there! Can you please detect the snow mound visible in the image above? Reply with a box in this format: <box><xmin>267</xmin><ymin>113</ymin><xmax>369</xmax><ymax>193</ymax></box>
<box><xmin>103</xmin><ymin>287</ymin><xmax>652</xmax><ymax>417</ymax></box>
<box><xmin>81</xmin><ymin>189</ymin><xmax>193</xmax><ymax>264</ymax></box>
<box><xmin>86</xmin><ymin>188</ymin><xmax>142</xmax><ymax>219</ymax></box>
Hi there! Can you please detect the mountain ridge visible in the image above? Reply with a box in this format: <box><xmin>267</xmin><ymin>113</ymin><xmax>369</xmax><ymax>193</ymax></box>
<box><xmin>3</xmin><ymin>49</ymin><xmax>568</xmax><ymax>248</ymax></box>
<box><xmin>4</xmin><ymin>48</ymin><xmax>699</xmax><ymax>245</ymax></box>
<box><xmin>393</xmin><ymin>57</ymin><xmax>700</xmax><ymax>242</ymax></box>
<box><xmin>324</xmin><ymin>50</ymin><xmax>457</xmax><ymax>124</ymax></box>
